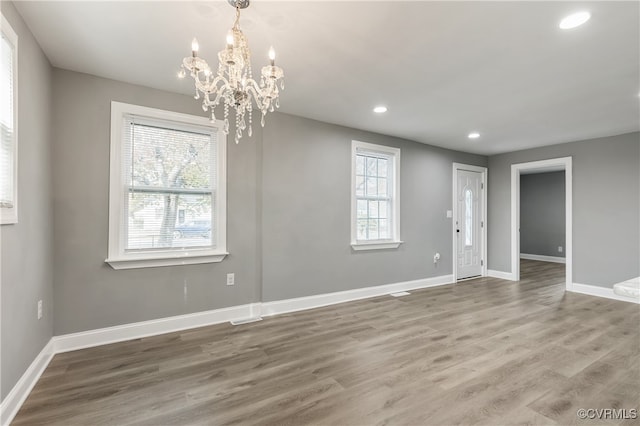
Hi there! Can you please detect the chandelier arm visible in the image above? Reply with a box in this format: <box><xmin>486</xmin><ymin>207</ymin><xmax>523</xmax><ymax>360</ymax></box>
<box><xmin>209</xmin><ymin>75</ymin><xmax>230</xmax><ymax>90</ymax></box>
<box><xmin>193</xmin><ymin>79</ymin><xmax>210</xmax><ymax>95</ymax></box>
<box><xmin>244</xmin><ymin>86</ymin><xmax>263</xmax><ymax>107</ymax></box>
<box><xmin>245</xmin><ymin>80</ymin><xmax>265</xmax><ymax>105</ymax></box>
<box><xmin>194</xmin><ymin>74</ymin><xmax>227</xmax><ymax>98</ymax></box>
<box><xmin>192</xmin><ymin>71</ymin><xmax>213</xmax><ymax>90</ymax></box>
<box><xmin>212</xmin><ymin>92</ymin><xmax>224</xmax><ymax>107</ymax></box>
<box><xmin>244</xmin><ymin>78</ymin><xmax>262</xmax><ymax>92</ymax></box>
<box><xmin>211</xmin><ymin>80</ymin><xmax>234</xmax><ymax>107</ymax></box>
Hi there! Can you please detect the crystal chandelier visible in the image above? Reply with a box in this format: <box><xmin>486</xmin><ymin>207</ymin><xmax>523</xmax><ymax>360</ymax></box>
<box><xmin>179</xmin><ymin>0</ymin><xmax>284</xmax><ymax>143</ymax></box>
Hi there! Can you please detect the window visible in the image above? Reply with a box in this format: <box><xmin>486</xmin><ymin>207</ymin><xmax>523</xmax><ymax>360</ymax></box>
<box><xmin>351</xmin><ymin>140</ymin><xmax>402</xmax><ymax>250</ymax></box>
<box><xmin>465</xmin><ymin>188</ymin><xmax>473</xmax><ymax>246</ymax></box>
<box><xmin>1</xmin><ymin>14</ymin><xmax>18</xmax><ymax>225</ymax></box>
<box><xmin>107</xmin><ymin>102</ymin><xmax>227</xmax><ymax>269</ymax></box>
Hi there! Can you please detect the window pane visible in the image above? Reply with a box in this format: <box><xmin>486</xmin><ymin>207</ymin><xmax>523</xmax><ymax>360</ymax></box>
<box><xmin>366</xmin><ymin>156</ymin><xmax>377</xmax><ymax>176</ymax></box>
<box><xmin>379</xmin><ymin>219</ymin><xmax>389</xmax><ymax>239</ymax></box>
<box><xmin>0</xmin><ymin>35</ymin><xmax>13</xmax><ymax>130</ymax></box>
<box><xmin>1</xmin><ymin>32</ymin><xmax>14</xmax><ymax>207</ymax></box>
<box><xmin>367</xmin><ymin>219</ymin><xmax>379</xmax><ymax>240</ymax></box>
<box><xmin>357</xmin><ymin>219</ymin><xmax>368</xmax><ymax>240</ymax></box>
<box><xmin>377</xmin><ymin>158</ymin><xmax>387</xmax><ymax>177</ymax></box>
<box><xmin>0</xmin><ymin>130</ymin><xmax>13</xmax><ymax>206</ymax></box>
<box><xmin>378</xmin><ymin>200</ymin><xmax>388</xmax><ymax>219</ymax></box>
<box><xmin>368</xmin><ymin>200</ymin><xmax>378</xmax><ymax>218</ymax></box>
<box><xmin>130</xmin><ymin>123</ymin><xmax>213</xmax><ymax>190</ymax></box>
<box><xmin>366</xmin><ymin>177</ymin><xmax>377</xmax><ymax>196</ymax></box>
<box><xmin>357</xmin><ymin>199</ymin><xmax>367</xmax><ymax>219</ymax></box>
<box><xmin>355</xmin><ymin>176</ymin><xmax>365</xmax><ymax>196</ymax></box>
<box><xmin>377</xmin><ymin>177</ymin><xmax>387</xmax><ymax>197</ymax></box>
<box><xmin>127</xmin><ymin>192</ymin><xmax>212</xmax><ymax>250</ymax></box>
<box><xmin>356</xmin><ymin>155</ymin><xmax>365</xmax><ymax>176</ymax></box>
<box><xmin>465</xmin><ymin>188</ymin><xmax>473</xmax><ymax>246</ymax></box>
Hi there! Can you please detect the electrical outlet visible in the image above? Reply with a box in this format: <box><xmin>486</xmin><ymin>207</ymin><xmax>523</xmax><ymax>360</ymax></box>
<box><xmin>227</xmin><ymin>273</ymin><xmax>235</xmax><ymax>286</ymax></box>
<box><xmin>434</xmin><ymin>252</ymin><xmax>441</xmax><ymax>263</ymax></box>
<box><xmin>37</xmin><ymin>300</ymin><xmax>43</xmax><ymax>320</ymax></box>
<box><xmin>558</xmin><ymin>246</ymin><xmax>563</xmax><ymax>253</ymax></box>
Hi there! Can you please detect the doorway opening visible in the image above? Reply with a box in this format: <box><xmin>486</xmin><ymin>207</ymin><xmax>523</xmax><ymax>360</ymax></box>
<box><xmin>453</xmin><ymin>163</ymin><xmax>487</xmax><ymax>282</ymax></box>
<box><xmin>511</xmin><ymin>157</ymin><xmax>572</xmax><ymax>290</ymax></box>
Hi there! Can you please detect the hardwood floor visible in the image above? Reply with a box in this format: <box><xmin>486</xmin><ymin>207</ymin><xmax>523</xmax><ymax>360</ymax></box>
<box><xmin>13</xmin><ymin>260</ymin><xmax>640</xmax><ymax>425</ymax></box>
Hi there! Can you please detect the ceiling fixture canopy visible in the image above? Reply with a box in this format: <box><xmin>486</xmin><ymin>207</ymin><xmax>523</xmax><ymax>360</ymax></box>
<box><xmin>179</xmin><ymin>0</ymin><xmax>284</xmax><ymax>143</ymax></box>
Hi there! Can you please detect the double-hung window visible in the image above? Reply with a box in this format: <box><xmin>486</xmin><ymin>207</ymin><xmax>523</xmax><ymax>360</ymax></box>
<box><xmin>107</xmin><ymin>102</ymin><xmax>227</xmax><ymax>269</ymax></box>
<box><xmin>1</xmin><ymin>14</ymin><xmax>18</xmax><ymax>224</ymax></box>
<box><xmin>351</xmin><ymin>140</ymin><xmax>402</xmax><ymax>250</ymax></box>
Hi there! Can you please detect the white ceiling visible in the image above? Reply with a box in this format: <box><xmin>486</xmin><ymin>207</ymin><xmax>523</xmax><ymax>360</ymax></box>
<box><xmin>14</xmin><ymin>1</ymin><xmax>640</xmax><ymax>155</ymax></box>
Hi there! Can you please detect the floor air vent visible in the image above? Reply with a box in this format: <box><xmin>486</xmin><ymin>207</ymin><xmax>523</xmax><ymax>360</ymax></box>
<box><xmin>230</xmin><ymin>317</ymin><xmax>263</xmax><ymax>326</ymax></box>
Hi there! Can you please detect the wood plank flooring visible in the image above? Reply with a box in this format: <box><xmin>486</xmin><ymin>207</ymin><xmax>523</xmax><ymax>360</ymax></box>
<box><xmin>13</xmin><ymin>260</ymin><xmax>640</xmax><ymax>425</ymax></box>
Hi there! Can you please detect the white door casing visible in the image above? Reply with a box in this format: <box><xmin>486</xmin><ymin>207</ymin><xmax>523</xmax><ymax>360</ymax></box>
<box><xmin>453</xmin><ymin>164</ymin><xmax>487</xmax><ymax>281</ymax></box>
<box><xmin>510</xmin><ymin>157</ymin><xmax>572</xmax><ymax>289</ymax></box>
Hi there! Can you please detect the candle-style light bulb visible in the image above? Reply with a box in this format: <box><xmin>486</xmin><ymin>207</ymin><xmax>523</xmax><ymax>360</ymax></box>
<box><xmin>191</xmin><ymin>38</ymin><xmax>199</xmax><ymax>56</ymax></box>
<box><xmin>268</xmin><ymin>46</ymin><xmax>276</xmax><ymax>66</ymax></box>
<box><xmin>226</xmin><ymin>31</ymin><xmax>234</xmax><ymax>48</ymax></box>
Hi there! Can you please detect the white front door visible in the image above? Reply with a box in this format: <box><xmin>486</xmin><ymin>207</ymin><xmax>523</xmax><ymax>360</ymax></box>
<box><xmin>456</xmin><ymin>169</ymin><xmax>483</xmax><ymax>279</ymax></box>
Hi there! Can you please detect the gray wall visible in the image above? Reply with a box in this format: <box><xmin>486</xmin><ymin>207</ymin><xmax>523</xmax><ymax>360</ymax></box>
<box><xmin>261</xmin><ymin>113</ymin><xmax>486</xmax><ymax>301</ymax></box>
<box><xmin>51</xmin><ymin>69</ymin><xmax>262</xmax><ymax>335</ymax></box>
<box><xmin>0</xmin><ymin>1</ymin><xmax>54</xmax><ymax>400</ymax></box>
<box><xmin>520</xmin><ymin>171</ymin><xmax>565</xmax><ymax>258</ymax></box>
<box><xmin>488</xmin><ymin>132</ymin><xmax>640</xmax><ymax>287</ymax></box>
<box><xmin>50</xmin><ymin>69</ymin><xmax>487</xmax><ymax>331</ymax></box>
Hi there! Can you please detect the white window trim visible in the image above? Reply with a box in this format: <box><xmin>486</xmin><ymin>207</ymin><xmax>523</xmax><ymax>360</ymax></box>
<box><xmin>350</xmin><ymin>140</ymin><xmax>403</xmax><ymax>251</ymax></box>
<box><xmin>1</xmin><ymin>13</ymin><xmax>18</xmax><ymax>225</ymax></box>
<box><xmin>106</xmin><ymin>102</ymin><xmax>228</xmax><ymax>269</ymax></box>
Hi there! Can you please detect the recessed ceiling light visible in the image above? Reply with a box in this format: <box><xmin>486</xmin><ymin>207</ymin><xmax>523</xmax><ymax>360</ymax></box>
<box><xmin>559</xmin><ymin>11</ymin><xmax>591</xmax><ymax>30</ymax></box>
<box><xmin>468</xmin><ymin>132</ymin><xmax>480</xmax><ymax>139</ymax></box>
<box><xmin>373</xmin><ymin>106</ymin><xmax>388</xmax><ymax>113</ymax></box>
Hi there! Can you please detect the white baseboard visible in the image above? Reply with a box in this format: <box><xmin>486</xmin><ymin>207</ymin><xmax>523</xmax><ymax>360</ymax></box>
<box><xmin>261</xmin><ymin>274</ymin><xmax>454</xmax><ymax>317</ymax></box>
<box><xmin>52</xmin><ymin>303</ymin><xmax>258</xmax><ymax>354</ymax></box>
<box><xmin>1</xmin><ymin>340</ymin><xmax>55</xmax><ymax>426</ymax></box>
<box><xmin>487</xmin><ymin>269</ymin><xmax>517</xmax><ymax>281</ymax></box>
<box><xmin>520</xmin><ymin>253</ymin><xmax>566</xmax><ymax>264</ymax></box>
<box><xmin>49</xmin><ymin>275</ymin><xmax>455</xmax><ymax>354</ymax></box>
<box><xmin>570</xmin><ymin>283</ymin><xmax>639</xmax><ymax>304</ymax></box>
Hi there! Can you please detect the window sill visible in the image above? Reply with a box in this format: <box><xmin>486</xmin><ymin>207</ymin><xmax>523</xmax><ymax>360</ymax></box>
<box><xmin>351</xmin><ymin>241</ymin><xmax>403</xmax><ymax>251</ymax></box>
<box><xmin>106</xmin><ymin>251</ymin><xmax>228</xmax><ymax>270</ymax></box>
